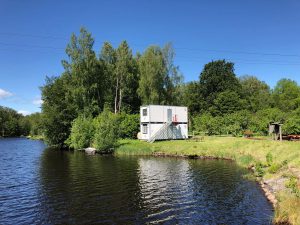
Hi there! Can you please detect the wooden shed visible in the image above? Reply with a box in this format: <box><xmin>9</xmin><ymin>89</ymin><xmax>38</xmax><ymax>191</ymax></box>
<box><xmin>269</xmin><ymin>122</ymin><xmax>283</xmax><ymax>141</ymax></box>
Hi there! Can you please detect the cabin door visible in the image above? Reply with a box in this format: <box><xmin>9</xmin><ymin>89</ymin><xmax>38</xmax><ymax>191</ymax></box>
<box><xmin>167</xmin><ymin>109</ymin><xmax>172</xmax><ymax>122</ymax></box>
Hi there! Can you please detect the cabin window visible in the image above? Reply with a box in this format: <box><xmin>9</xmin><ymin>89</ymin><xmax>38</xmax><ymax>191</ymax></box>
<box><xmin>143</xmin><ymin>108</ymin><xmax>147</xmax><ymax>116</ymax></box>
<box><xmin>142</xmin><ymin>124</ymin><xmax>148</xmax><ymax>134</ymax></box>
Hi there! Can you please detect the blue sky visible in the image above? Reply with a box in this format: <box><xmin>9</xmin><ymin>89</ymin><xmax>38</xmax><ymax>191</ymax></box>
<box><xmin>0</xmin><ymin>0</ymin><xmax>300</xmax><ymax>114</ymax></box>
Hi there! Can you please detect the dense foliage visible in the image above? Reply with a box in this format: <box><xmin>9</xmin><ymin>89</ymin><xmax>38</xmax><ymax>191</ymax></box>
<box><xmin>93</xmin><ymin>109</ymin><xmax>119</xmax><ymax>152</ymax></box>
<box><xmin>0</xmin><ymin>106</ymin><xmax>43</xmax><ymax>137</ymax></box>
<box><xmin>39</xmin><ymin>27</ymin><xmax>300</xmax><ymax>149</ymax></box>
<box><xmin>119</xmin><ymin>113</ymin><xmax>140</xmax><ymax>139</ymax></box>
<box><xmin>0</xmin><ymin>106</ymin><xmax>24</xmax><ymax>136</ymax></box>
<box><xmin>66</xmin><ymin>114</ymin><xmax>95</xmax><ymax>149</ymax></box>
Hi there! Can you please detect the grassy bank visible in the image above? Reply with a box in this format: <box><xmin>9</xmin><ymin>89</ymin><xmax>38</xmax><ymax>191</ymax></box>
<box><xmin>116</xmin><ymin>137</ymin><xmax>300</xmax><ymax>225</ymax></box>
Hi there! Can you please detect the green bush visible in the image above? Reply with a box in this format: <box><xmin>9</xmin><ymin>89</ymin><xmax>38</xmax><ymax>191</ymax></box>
<box><xmin>255</xmin><ymin>162</ymin><xmax>265</xmax><ymax>177</ymax></box>
<box><xmin>268</xmin><ymin>163</ymin><xmax>281</xmax><ymax>174</ymax></box>
<box><xmin>190</xmin><ymin>108</ymin><xmax>294</xmax><ymax>137</ymax></box>
<box><xmin>286</xmin><ymin>176</ymin><xmax>300</xmax><ymax>197</ymax></box>
<box><xmin>266</xmin><ymin>152</ymin><xmax>273</xmax><ymax>166</ymax></box>
<box><xmin>93</xmin><ymin>109</ymin><xmax>119</xmax><ymax>153</ymax></box>
<box><xmin>243</xmin><ymin>130</ymin><xmax>253</xmax><ymax>137</ymax></box>
<box><xmin>193</xmin><ymin>113</ymin><xmax>224</xmax><ymax>135</ymax></box>
<box><xmin>267</xmin><ymin>158</ymin><xmax>287</xmax><ymax>174</ymax></box>
<box><xmin>66</xmin><ymin>114</ymin><xmax>95</xmax><ymax>150</ymax></box>
<box><xmin>119</xmin><ymin>113</ymin><xmax>139</xmax><ymax>139</ymax></box>
<box><xmin>282</xmin><ymin>109</ymin><xmax>300</xmax><ymax>135</ymax></box>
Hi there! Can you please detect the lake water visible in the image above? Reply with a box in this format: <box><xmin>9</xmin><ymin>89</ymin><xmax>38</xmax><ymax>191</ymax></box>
<box><xmin>0</xmin><ymin>138</ymin><xmax>273</xmax><ymax>224</ymax></box>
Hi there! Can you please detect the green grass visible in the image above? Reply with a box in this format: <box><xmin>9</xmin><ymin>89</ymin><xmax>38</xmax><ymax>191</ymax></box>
<box><xmin>116</xmin><ymin>139</ymin><xmax>153</xmax><ymax>155</ymax></box>
<box><xmin>117</xmin><ymin>137</ymin><xmax>300</xmax><ymax>167</ymax></box>
<box><xmin>115</xmin><ymin>136</ymin><xmax>300</xmax><ymax>224</ymax></box>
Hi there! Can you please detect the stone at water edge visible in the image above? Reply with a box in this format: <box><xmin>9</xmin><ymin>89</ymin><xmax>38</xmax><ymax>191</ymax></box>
<box><xmin>85</xmin><ymin>147</ymin><xmax>96</xmax><ymax>155</ymax></box>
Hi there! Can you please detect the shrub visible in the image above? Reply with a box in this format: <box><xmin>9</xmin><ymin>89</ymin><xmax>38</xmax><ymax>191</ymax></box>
<box><xmin>66</xmin><ymin>114</ymin><xmax>95</xmax><ymax>150</ymax></box>
<box><xmin>268</xmin><ymin>163</ymin><xmax>281</xmax><ymax>174</ymax></box>
<box><xmin>282</xmin><ymin>111</ymin><xmax>300</xmax><ymax>135</ymax></box>
<box><xmin>255</xmin><ymin>162</ymin><xmax>265</xmax><ymax>177</ymax></box>
<box><xmin>267</xmin><ymin>158</ymin><xmax>288</xmax><ymax>174</ymax></box>
<box><xmin>193</xmin><ymin>113</ymin><xmax>225</xmax><ymax>135</ymax></box>
<box><xmin>93</xmin><ymin>109</ymin><xmax>119</xmax><ymax>153</ymax></box>
<box><xmin>119</xmin><ymin>113</ymin><xmax>139</xmax><ymax>139</ymax></box>
<box><xmin>286</xmin><ymin>176</ymin><xmax>300</xmax><ymax>197</ymax></box>
<box><xmin>243</xmin><ymin>130</ymin><xmax>253</xmax><ymax>138</ymax></box>
<box><xmin>266</xmin><ymin>152</ymin><xmax>273</xmax><ymax>166</ymax></box>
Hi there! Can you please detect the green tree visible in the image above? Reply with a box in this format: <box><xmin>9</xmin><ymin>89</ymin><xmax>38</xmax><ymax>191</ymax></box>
<box><xmin>239</xmin><ymin>75</ymin><xmax>271</xmax><ymax>112</ymax></box>
<box><xmin>162</xmin><ymin>43</ymin><xmax>184</xmax><ymax>105</ymax></box>
<box><xmin>272</xmin><ymin>79</ymin><xmax>300</xmax><ymax>112</ymax></box>
<box><xmin>116</xmin><ymin>41</ymin><xmax>140</xmax><ymax>113</ymax></box>
<box><xmin>100</xmin><ymin>41</ymin><xmax>140</xmax><ymax>113</ymax></box>
<box><xmin>26</xmin><ymin>113</ymin><xmax>43</xmax><ymax>136</ymax></box>
<box><xmin>41</xmin><ymin>76</ymin><xmax>76</xmax><ymax>147</ymax></box>
<box><xmin>100</xmin><ymin>42</ymin><xmax>116</xmax><ymax>110</ymax></box>
<box><xmin>0</xmin><ymin>106</ymin><xmax>24</xmax><ymax>137</ymax></box>
<box><xmin>199</xmin><ymin>60</ymin><xmax>241</xmax><ymax>111</ymax></box>
<box><xmin>210</xmin><ymin>90</ymin><xmax>246</xmax><ymax>115</ymax></box>
<box><xmin>63</xmin><ymin>27</ymin><xmax>105</xmax><ymax>116</ymax></box>
<box><xmin>19</xmin><ymin>116</ymin><xmax>31</xmax><ymax>136</ymax></box>
<box><xmin>182</xmin><ymin>82</ymin><xmax>201</xmax><ymax>115</ymax></box>
<box><xmin>138</xmin><ymin>46</ymin><xmax>166</xmax><ymax>104</ymax></box>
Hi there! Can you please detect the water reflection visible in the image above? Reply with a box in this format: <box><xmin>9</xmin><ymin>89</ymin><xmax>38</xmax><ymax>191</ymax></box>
<box><xmin>38</xmin><ymin>150</ymin><xmax>143</xmax><ymax>224</ymax></box>
<box><xmin>138</xmin><ymin>158</ymin><xmax>194</xmax><ymax>223</ymax></box>
<box><xmin>137</xmin><ymin>158</ymin><xmax>273</xmax><ymax>224</ymax></box>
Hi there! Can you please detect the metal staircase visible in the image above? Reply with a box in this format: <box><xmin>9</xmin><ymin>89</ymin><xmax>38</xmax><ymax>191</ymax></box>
<box><xmin>148</xmin><ymin>121</ymin><xmax>173</xmax><ymax>143</ymax></box>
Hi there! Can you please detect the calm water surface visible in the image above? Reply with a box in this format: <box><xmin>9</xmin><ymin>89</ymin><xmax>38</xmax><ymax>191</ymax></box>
<box><xmin>0</xmin><ymin>138</ymin><xmax>273</xmax><ymax>224</ymax></box>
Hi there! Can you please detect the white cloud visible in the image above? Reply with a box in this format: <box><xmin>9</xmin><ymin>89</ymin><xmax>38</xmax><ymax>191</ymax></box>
<box><xmin>0</xmin><ymin>88</ymin><xmax>13</xmax><ymax>99</ymax></box>
<box><xmin>32</xmin><ymin>98</ymin><xmax>44</xmax><ymax>105</ymax></box>
<box><xmin>18</xmin><ymin>110</ymin><xmax>31</xmax><ymax>116</ymax></box>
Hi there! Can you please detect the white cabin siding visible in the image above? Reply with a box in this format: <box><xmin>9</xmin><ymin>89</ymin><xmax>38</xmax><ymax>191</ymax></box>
<box><xmin>139</xmin><ymin>105</ymin><xmax>188</xmax><ymax>141</ymax></box>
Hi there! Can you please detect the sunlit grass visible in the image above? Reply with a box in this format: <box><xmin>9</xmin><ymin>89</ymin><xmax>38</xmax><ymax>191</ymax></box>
<box><xmin>117</xmin><ymin>137</ymin><xmax>299</xmax><ymax>166</ymax></box>
<box><xmin>275</xmin><ymin>192</ymin><xmax>300</xmax><ymax>225</ymax></box>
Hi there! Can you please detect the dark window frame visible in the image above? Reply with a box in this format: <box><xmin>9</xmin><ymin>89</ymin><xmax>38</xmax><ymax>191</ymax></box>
<box><xmin>142</xmin><ymin>124</ymin><xmax>148</xmax><ymax>134</ymax></box>
<box><xmin>143</xmin><ymin>108</ymin><xmax>147</xmax><ymax>116</ymax></box>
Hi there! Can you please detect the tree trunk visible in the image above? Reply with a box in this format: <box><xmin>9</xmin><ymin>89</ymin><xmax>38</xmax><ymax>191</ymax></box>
<box><xmin>96</xmin><ymin>87</ymin><xmax>101</xmax><ymax>111</ymax></box>
<box><xmin>114</xmin><ymin>77</ymin><xmax>119</xmax><ymax>114</ymax></box>
<box><xmin>118</xmin><ymin>73</ymin><xmax>123</xmax><ymax>113</ymax></box>
<box><xmin>118</xmin><ymin>88</ymin><xmax>122</xmax><ymax>113</ymax></box>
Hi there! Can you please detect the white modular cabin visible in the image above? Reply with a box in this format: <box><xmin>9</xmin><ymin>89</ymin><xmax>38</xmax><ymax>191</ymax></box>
<box><xmin>138</xmin><ymin>105</ymin><xmax>188</xmax><ymax>142</ymax></box>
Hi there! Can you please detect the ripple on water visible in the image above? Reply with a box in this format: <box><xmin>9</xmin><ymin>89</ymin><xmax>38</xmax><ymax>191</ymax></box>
<box><xmin>0</xmin><ymin>139</ymin><xmax>273</xmax><ymax>224</ymax></box>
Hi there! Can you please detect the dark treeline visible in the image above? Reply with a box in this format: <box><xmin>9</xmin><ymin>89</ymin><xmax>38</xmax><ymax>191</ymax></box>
<box><xmin>37</xmin><ymin>27</ymin><xmax>300</xmax><ymax>148</ymax></box>
<box><xmin>0</xmin><ymin>106</ymin><xmax>42</xmax><ymax>137</ymax></box>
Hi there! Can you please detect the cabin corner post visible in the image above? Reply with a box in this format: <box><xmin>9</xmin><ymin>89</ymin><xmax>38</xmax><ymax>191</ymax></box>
<box><xmin>279</xmin><ymin>125</ymin><xmax>282</xmax><ymax>141</ymax></box>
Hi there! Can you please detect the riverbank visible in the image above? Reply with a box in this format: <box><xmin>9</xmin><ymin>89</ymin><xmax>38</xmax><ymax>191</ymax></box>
<box><xmin>26</xmin><ymin>135</ymin><xmax>44</xmax><ymax>140</ymax></box>
<box><xmin>115</xmin><ymin>137</ymin><xmax>300</xmax><ymax>225</ymax></box>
